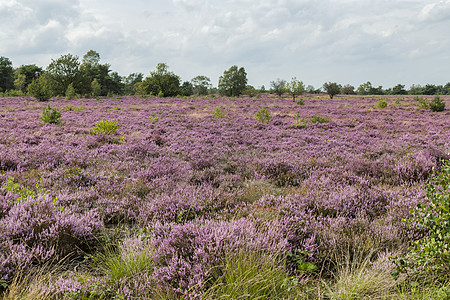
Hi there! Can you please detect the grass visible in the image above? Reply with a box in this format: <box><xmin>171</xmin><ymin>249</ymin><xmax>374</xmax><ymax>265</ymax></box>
<box><xmin>1</xmin><ymin>266</ymin><xmax>55</xmax><ymax>300</ymax></box>
<box><xmin>205</xmin><ymin>249</ymin><xmax>302</xmax><ymax>299</ymax></box>
<box><xmin>99</xmin><ymin>239</ymin><xmax>154</xmax><ymax>281</ymax></box>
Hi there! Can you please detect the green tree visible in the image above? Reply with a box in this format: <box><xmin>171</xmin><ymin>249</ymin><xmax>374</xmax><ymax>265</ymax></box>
<box><xmin>270</xmin><ymin>78</ymin><xmax>286</xmax><ymax>97</ymax></box>
<box><xmin>423</xmin><ymin>84</ymin><xmax>438</xmax><ymax>95</ymax></box>
<box><xmin>123</xmin><ymin>73</ymin><xmax>143</xmax><ymax>95</ymax></box>
<box><xmin>79</xmin><ymin>50</ymin><xmax>112</xmax><ymax>96</ymax></box>
<box><xmin>0</xmin><ymin>56</ymin><xmax>15</xmax><ymax>92</ymax></box>
<box><xmin>391</xmin><ymin>84</ymin><xmax>407</xmax><ymax>95</ymax></box>
<box><xmin>65</xmin><ymin>83</ymin><xmax>77</xmax><ymax>99</ymax></box>
<box><xmin>28</xmin><ymin>74</ymin><xmax>52</xmax><ymax>101</ymax></box>
<box><xmin>91</xmin><ymin>78</ymin><xmax>101</xmax><ymax>97</ymax></box>
<box><xmin>323</xmin><ymin>82</ymin><xmax>341</xmax><ymax>99</ymax></box>
<box><xmin>14</xmin><ymin>74</ymin><xmax>27</xmax><ymax>92</ymax></box>
<box><xmin>191</xmin><ymin>75</ymin><xmax>212</xmax><ymax>95</ymax></box>
<box><xmin>286</xmin><ymin>77</ymin><xmax>305</xmax><ymax>101</ymax></box>
<box><xmin>14</xmin><ymin>64</ymin><xmax>43</xmax><ymax>92</ymax></box>
<box><xmin>408</xmin><ymin>84</ymin><xmax>424</xmax><ymax>95</ymax></box>
<box><xmin>356</xmin><ymin>81</ymin><xmax>383</xmax><ymax>95</ymax></box>
<box><xmin>218</xmin><ymin>65</ymin><xmax>247</xmax><ymax>97</ymax></box>
<box><xmin>46</xmin><ymin>54</ymin><xmax>82</xmax><ymax>96</ymax></box>
<box><xmin>341</xmin><ymin>84</ymin><xmax>355</xmax><ymax>95</ymax></box>
<box><xmin>180</xmin><ymin>81</ymin><xmax>193</xmax><ymax>96</ymax></box>
<box><xmin>141</xmin><ymin>63</ymin><xmax>181</xmax><ymax>97</ymax></box>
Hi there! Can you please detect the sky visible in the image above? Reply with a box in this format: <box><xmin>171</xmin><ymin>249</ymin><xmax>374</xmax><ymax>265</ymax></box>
<box><xmin>1</xmin><ymin>0</ymin><xmax>450</xmax><ymax>89</ymax></box>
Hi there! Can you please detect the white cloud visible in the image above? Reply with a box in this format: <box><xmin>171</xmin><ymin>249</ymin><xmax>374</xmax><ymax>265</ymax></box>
<box><xmin>2</xmin><ymin>0</ymin><xmax>450</xmax><ymax>88</ymax></box>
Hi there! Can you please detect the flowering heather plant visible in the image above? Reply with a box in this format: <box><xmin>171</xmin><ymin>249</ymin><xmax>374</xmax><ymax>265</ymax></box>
<box><xmin>0</xmin><ymin>195</ymin><xmax>102</xmax><ymax>281</ymax></box>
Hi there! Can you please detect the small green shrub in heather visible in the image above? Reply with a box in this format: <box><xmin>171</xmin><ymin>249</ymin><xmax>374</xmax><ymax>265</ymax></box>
<box><xmin>41</xmin><ymin>104</ymin><xmax>62</xmax><ymax>124</ymax></box>
<box><xmin>212</xmin><ymin>107</ymin><xmax>225</xmax><ymax>118</ymax></box>
<box><xmin>394</xmin><ymin>160</ymin><xmax>450</xmax><ymax>281</ymax></box>
<box><xmin>429</xmin><ymin>95</ymin><xmax>445</xmax><ymax>112</ymax></box>
<box><xmin>256</xmin><ymin>107</ymin><xmax>271</xmax><ymax>123</ymax></box>
<box><xmin>308</xmin><ymin>115</ymin><xmax>330</xmax><ymax>124</ymax></box>
<box><xmin>376</xmin><ymin>98</ymin><xmax>388</xmax><ymax>109</ymax></box>
<box><xmin>414</xmin><ymin>96</ymin><xmax>429</xmax><ymax>109</ymax></box>
<box><xmin>91</xmin><ymin>120</ymin><xmax>120</xmax><ymax>135</ymax></box>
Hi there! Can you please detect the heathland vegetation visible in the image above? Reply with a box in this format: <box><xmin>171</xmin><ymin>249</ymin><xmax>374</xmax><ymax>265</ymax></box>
<box><xmin>0</xmin><ymin>51</ymin><xmax>449</xmax><ymax>299</ymax></box>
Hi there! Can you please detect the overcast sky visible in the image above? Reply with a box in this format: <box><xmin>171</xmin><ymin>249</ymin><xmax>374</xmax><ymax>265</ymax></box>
<box><xmin>1</xmin><ymin>0</ymin><xmax>450</xmax><ymax>89</ymax></box>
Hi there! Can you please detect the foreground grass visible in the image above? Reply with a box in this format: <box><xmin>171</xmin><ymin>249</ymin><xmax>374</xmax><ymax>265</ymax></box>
<box><xmin>3</xmin><ymin>249</ymin><xmax>449</xmax><ymax>300</ymax></box>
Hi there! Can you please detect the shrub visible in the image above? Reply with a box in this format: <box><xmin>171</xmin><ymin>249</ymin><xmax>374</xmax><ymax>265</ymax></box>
<box><xmin>414</xmin><ymin>97</ymin><xmax>429</xmax><ymax>109</ymax></box>
<box><xmin>91</xmin><ymin>120</ymin><xmax>120</xmax><ymax>135</ymax></box>
<box><xmin>256</xmin><ymin>107</ymin><xmax>271</xmax><ymax>123</ymax></box>
<box><xmin>28</xmin><ymin>76</ymin><xmax>52</xmax><ymax>102</ymax></box>
<box><xmin>0</xmin><ymin>195</ymin><xmax>102</xmax><ymax>282</ymax></box>
<box><xmin>394</xmin><ymin>160</ymin><xmax>450</xmax><ymax>281</ymax></box>
<box><xmin>376</xmin><ymin>98</ymin><xmax>388</xmax><ymax>109</ymax></box>
<box><xmin>308</xmin><ymin>115</ymin><xmax>330</xmax><ymax>124</ymax></box>
<box><xmin>212</xmin><ymin>107</ymin><xmax>225</xmax><ymax>118</ymax></box>
<box><xmin>429</xmin><ymin>95</ymin><xmax>445</xmax><ymax>112</ymax></box>
<box><xmin>65</xmin><ymin>83</ymin><xmax>77</xmax><ymax>99</ymax></box>
<box><xmin>40</xmin><ymin>104</ymin><xmax>62</xmax><ymax>124</ymax></box>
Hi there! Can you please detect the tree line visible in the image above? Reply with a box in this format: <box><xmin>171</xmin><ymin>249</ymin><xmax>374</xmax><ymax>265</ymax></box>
<box><xmin>1</xmin><ymin>51</ymin><xmax>450</xmax><ymax>101</ymax></box>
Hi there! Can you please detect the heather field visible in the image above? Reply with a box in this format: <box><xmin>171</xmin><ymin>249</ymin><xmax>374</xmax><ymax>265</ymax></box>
<box><xmin>1</xmin><ymin>94</ymin><xmax>449</xmax><ymax>299</ymax></box>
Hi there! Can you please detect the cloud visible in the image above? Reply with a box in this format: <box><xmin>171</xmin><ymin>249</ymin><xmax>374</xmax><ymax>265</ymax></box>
<box><xmin>2</xmin><ymin>0</ymin><xmax>450</xmax><ymax>87</ymax></box>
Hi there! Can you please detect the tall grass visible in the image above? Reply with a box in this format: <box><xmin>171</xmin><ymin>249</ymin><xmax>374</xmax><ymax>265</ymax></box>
<box><xmin>205</xmin><ymin>249</ymin><xmax>302</xmax><ymax>299</ymax></box>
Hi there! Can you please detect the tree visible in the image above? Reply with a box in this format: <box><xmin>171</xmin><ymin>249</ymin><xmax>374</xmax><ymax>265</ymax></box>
<box><xmin>218</xmin><ymin>65</ymin><xmax>247</xmax><ymax>97</ymax></box>
<box><xmin>79</xmin><ymin>50</ymin><xmax>112</xmax><ymax>96</ymax></box>
<box><xmin>423</xmin><ymin>84</ymin><xmax>438</xmax><ymax>95</ymax></box>
<box><xmin>141</xmin><ymin>63</ymin><xmax>181</xmax><ymax>97</ymax></box>
<box><xmin>46</xmin><ymin>54</ymin><xmax>82</xmax><ymax>96</ymax></box>
<box><xmin>341</xmin><ymin>84</ymin><xmax>355</xmax><ymax>95</ymax></box>
<box><xmin>305</xmin><ymin>85</ymin><xmax>315</xmax><ymax>94</ymax></box>
<box><xmin>270</xmin><ymin>78</ymin><xmax>286</xmax><ymax>97</ymax></box>
<box><xmin>286</xmin><ymin>77</ymin><xmax>305</xmax><ymax>101</ymax></box>
<box><xmin>391</xmin><ymin>84</ymin><xmax>407</xmax><ymax>95</ymax></box>
<box><xmin>356</xmin><ymin>81</ymin><xmax>383</xmax><ymax>95</ymax></box>
<box><xmin>91</xmin><ymin>79</ymin><xmax>101</xmax><ymax>97</ymax></box>
<box><xmin>408</xmin><ymin>84</ymin><xmax>424</xmax><ymax>95</ymax></box>
<box><xmin>28</xmin><ymin>74</ymin><xmax>52</xmax><ymax>101</ymax></box>
<box><xmin>0</xmin><ymin>56</ymin><xmax>15</xmax><ymax>92</ymax></box>
<box><xmin>180</xmin><ymin>81</ymin><xmax>193</xmax><ymax>96</ymax></box>
<box><xmin>323</xmin><ymin>82</ymin><xmax>341</xmax><ymax>99</ymax></box>
<box><xmin>191</xmin><ymin>75</ymin><xmax>212</xmax><ymax>95</ymax></box>
<box><xmin>15</xmin><ymin>64</ymin><xmax>43</xmax><ymax>92</ymax></box>
<box><xmin>106</xmin><ymin>71</ymin><xmax>124</xmax><ymax>95</ymax></box>
<box><xmin>123</xmin><ymin>73</ymin><xmax>143</xmax><ymax>95</ymax></box>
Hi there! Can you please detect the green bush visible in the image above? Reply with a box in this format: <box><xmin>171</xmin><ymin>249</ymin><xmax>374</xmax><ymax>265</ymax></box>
<box><xmin>65</xmin><ymin>83</ymin><xmax>77</xmax><ymax>99</ymax></box>
<box><xmin>41</xmin><ymin>104</ymin><xmax>62</xmax><ymax>124</ymax></box>
<box><xmin>394</xmin><ymin>160</ymin><xmax>450</xmax><ymax>281</ymax></box>
<box><xmin>256</xmin><ymin>107</ymin><xmax>271</xmax><ymax>123</ymax></box>
<box><xmin>91</xmin><ymin>120</ymin><xmax>120</xmax><ymax>135</ymax></box>
<box><xmin>376</xmin><ymin>98</ymin><xmax>388</xmax><ymax>109</ymax></box>
<box><xmin>308</xmin><ymin>115</ymin><xmax>330</xmax><ymax>124</ymax></box>
<box><xmin>212</xmin><ymin>107</ymin><xmax>225</xmax><ymax>118</ymax></box>
<box><xmin>414</xmin><ymin>97</ymin><xmax>429</xmax><ymax>109</ymax></box>
<box><xmin>28</xmin><ymin>76</ymin><xmax>52</xmax><ymax>102</ymax></box>
<box><xmin>430</xmin><ymin>95</ymin><xmax>445</xmax><ymax>112</ymax></box>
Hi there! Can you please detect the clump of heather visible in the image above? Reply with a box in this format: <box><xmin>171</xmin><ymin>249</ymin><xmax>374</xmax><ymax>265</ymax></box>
<box><xmin>0</xmin><ymin>195</ymin><xmax>102</xmax><ymax>281</ymax></box>
<box><xmin>148</xmin><ymin>218</ymin><xmax>290</xmax><ymax>297</ymax></box>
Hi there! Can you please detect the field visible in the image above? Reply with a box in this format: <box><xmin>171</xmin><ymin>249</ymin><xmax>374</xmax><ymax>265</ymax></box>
<box><xmin>0</xmin><ymin>94</ymin><xmax>449</xmax><ymax>299</ymax></box>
